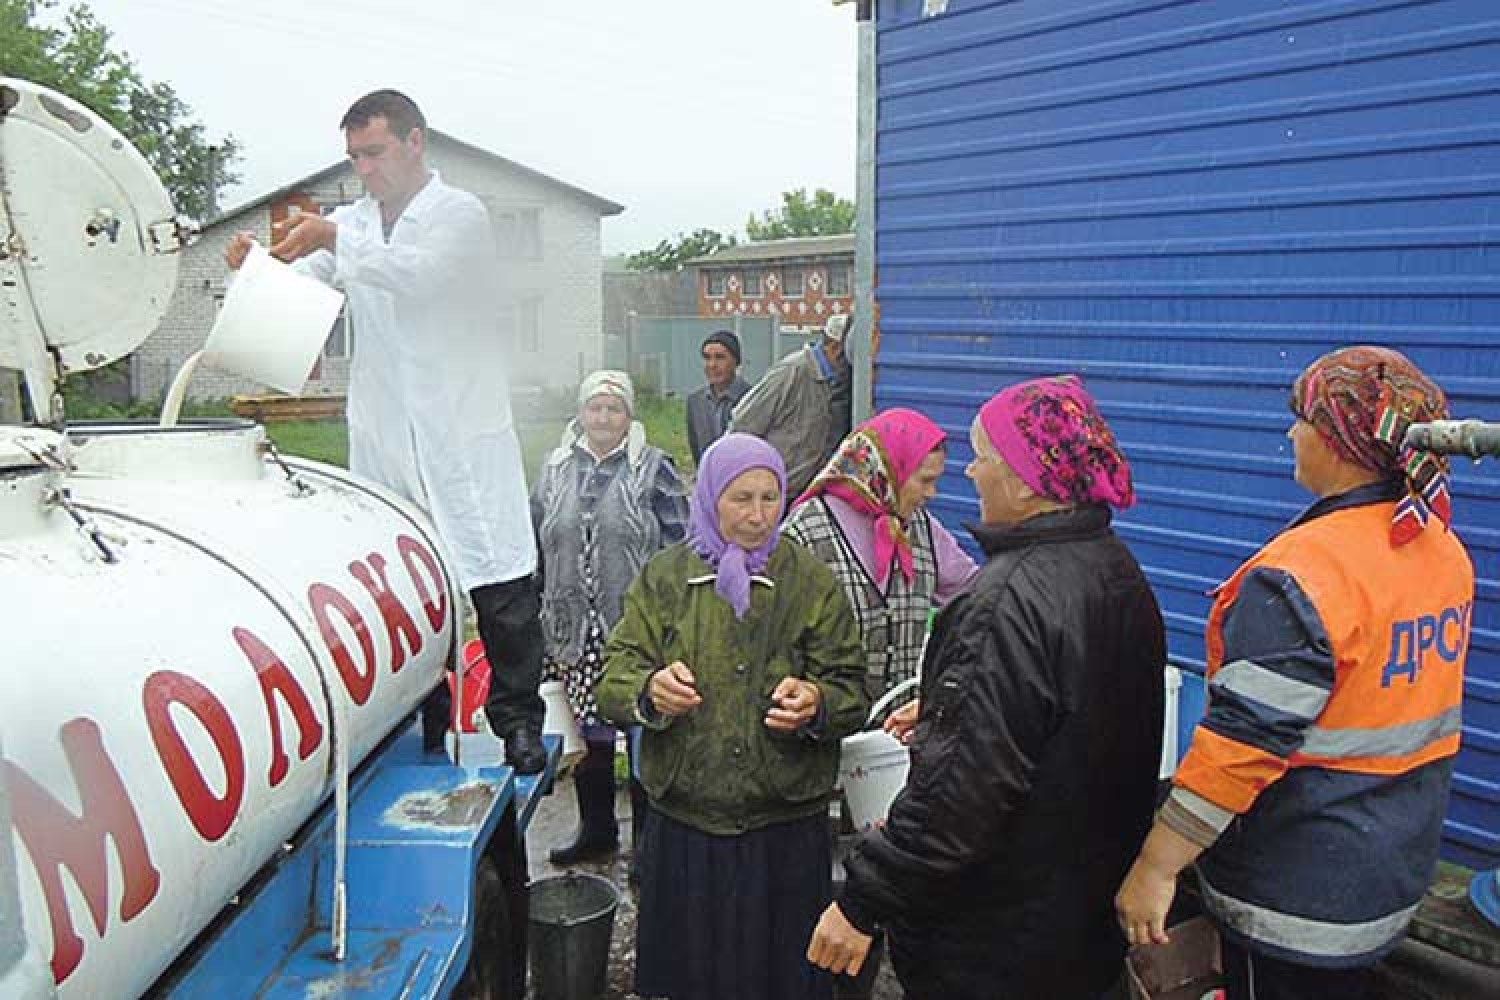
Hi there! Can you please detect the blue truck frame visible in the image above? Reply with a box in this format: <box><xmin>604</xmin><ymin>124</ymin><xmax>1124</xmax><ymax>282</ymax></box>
<box><xmin>153</xmin><ymin>726</ymin><xmax>556</xmax><ymax>999</ymax></box>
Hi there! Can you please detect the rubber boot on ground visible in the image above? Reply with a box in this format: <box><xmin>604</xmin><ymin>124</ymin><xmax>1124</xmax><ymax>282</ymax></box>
<box><xmin>548</xmin><ymin>738</ymin><xmax>620</xmax><ymax>865</ymax></box>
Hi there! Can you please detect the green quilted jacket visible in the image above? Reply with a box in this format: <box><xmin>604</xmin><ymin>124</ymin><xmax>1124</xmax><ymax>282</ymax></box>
<box><xmin>598</xmin><ymin>539</ymin><xmax>870</xmax><ymax>835</ymax></box>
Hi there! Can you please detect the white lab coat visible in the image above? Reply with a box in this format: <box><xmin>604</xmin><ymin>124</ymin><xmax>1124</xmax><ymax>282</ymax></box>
<box><xmin>297</xmin><ymin>172</ymin><xmax>536</xmax><ymax>591</ymax></box>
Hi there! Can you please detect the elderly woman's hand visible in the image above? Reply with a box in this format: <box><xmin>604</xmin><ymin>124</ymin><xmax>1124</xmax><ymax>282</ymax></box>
<box><xmin>883</xmin><ymin>698</ymin><xmax>921</xmax><ymax>744</ymax></box>
<box><xmin>1115</xmin><ymin>857</ymin><xmax>1177</xmax><ymax>947</ymax></box>
<box><xmin>807</xmin><ymin>903</ymin><xmax>873</xmax><ymax>977</ymax></box>
<box><xmin>1115</xmin><ymin>822</ymin><xmax>1202</xmax><ymax>948</ymax></box>
<box><xmin>764</xmin><ymin>677</ymin><xmax>822</xmax><ymax>732</ymax></box>
<box><xmin>648</xmin><ymin>661</ymin><xmax>703</xmax><ymax>717</ymax></box>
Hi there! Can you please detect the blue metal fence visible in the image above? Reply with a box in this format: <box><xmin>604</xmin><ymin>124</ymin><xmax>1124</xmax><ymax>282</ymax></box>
<box><xmin>873</xmin><ymin>0</ymin><xmax>1500</xmax><ymax>868</ymax></box>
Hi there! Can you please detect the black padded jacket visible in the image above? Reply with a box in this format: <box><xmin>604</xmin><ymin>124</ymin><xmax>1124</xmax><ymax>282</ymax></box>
<box><xmin>838</xmin><ymin>505</ymin><xmax>1166</xmax><ymax>1000</ymax></box>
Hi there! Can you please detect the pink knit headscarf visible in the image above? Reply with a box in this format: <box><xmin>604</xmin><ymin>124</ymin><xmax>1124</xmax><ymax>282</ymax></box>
<box><xmin>977</xmin><ymin>375</ymin><xmax>1135</xmax><ymax>510</ymax></box>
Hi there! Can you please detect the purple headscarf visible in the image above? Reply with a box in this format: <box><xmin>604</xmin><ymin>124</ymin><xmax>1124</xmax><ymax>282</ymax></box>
<box><xmin>688</xmin><ymin>433</ymin><xmax>787</xmax><ymax>618</ymax></box>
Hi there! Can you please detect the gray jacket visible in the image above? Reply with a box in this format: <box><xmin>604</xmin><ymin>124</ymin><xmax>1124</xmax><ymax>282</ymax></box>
<box><xmin>686</xmin><ymin>376</ymin><xmax>750</xmax><ymax>463</ymax></box>
<box><xmin>532</xmin><ymin>423</ymin><xmax>686</xmax><ymax>665</ymax></box>
<box><xmin>729</xmin><ymin>346</ymin><xmax>838</xmax><ymax>497</ymax></box>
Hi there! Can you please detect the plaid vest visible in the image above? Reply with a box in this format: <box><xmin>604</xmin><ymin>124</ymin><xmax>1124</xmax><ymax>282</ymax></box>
<box><xmin>784</xmin><ymin>497</ymin><xmax>937</xmax><ymax>696</ymax></box>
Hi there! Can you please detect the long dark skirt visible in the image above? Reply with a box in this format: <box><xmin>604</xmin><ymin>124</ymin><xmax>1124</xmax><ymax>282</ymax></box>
<box><xmin>635</xmin><ymin>807</ymin><xmax>833</xmax><ymax>1000</ymax></box>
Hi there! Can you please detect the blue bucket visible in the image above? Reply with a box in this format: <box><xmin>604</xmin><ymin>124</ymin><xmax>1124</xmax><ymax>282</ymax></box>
<box><xmin>1470</xmin><ymin>868</ymin><xmax>1500</xmax><ymax>929</ymax></box>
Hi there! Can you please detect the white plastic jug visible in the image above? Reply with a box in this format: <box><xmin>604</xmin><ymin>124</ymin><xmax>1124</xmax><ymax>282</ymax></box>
<box><xmin>540</xmin><ymin>679</ymin><xmax>586</xmax><ymax>763</ymax></box>
<box><xmin>201</xmin><ymin>241</ymin><xmax>344</xmax><ymax>394</ymax></box>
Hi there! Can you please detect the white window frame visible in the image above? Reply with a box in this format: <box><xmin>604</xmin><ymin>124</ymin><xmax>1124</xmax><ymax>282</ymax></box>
<box><xmin>490</xmin><ymin>203</ymin><xmax>543</xmax><ymax>260</ymax></box>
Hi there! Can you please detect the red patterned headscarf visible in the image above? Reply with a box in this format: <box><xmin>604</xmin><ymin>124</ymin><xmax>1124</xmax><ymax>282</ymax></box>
<box><xmin>1291</xmin><ymin>345</ymin><xmax>1451</xmax><ymax>546</ymax></box>
<box><xmin>977</xmin><ymin>375</ymin><xmax>1135</xmax><ymax>510</ymax></box>
<box><xmin>795</xmin><ymin>408</ymin><xmax>947</xmax><ymax>590</ymax></box>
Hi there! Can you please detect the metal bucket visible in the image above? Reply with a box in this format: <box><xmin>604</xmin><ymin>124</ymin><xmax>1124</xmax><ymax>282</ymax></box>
<box><xmin>528</xmin><ymin>872</ymin><xmax>620</xmax><ymax>1000</ymax></box>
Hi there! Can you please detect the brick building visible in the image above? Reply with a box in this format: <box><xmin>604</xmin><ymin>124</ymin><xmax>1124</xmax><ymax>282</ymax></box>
<box><xmin>681</xmin><ymin>234</ymin><xmax>854</xmax><ymax>337</ymax></box>
<box><xmin>136</xmin><ymin>130</ymin><xmax>623</xmax><ymax>403</ymax></box>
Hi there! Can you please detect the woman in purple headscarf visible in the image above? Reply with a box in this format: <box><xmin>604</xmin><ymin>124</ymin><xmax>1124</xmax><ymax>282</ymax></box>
<box><xmin>598</xmin><ymin>433</ymin><xmax>870</xmax><ymax>1000</ymax></box>
<box><xmin>809</xmin><ymin>376</ymin><xmax>1166</xmax><ymax>1000</ymax></box>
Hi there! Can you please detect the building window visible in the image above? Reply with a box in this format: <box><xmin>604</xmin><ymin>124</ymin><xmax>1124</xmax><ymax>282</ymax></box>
<box><xmin>490</xmin><ymin>204</ymin><xmax>542</xmax><ymax>259</ymax></box>
<box><xmin>828</xmin><ymin>264</ymin><xmax>852</xmax><ymax>296</ymax></box>
<box><xmin>781</xmin><ymin>268</ymin><xmax>804</xmax><ymax>297</ymax></box>
<box><xmin>501</xmin><ymin>297</ymin><xmax>543</xmax><ymax>353</ymax></box>
<box><xmin>706</xmin><ymin>270</ymin><xmax>726</xmax><ymax>297</ymax></box>
<box><xmin>325</xmin><ymin>305</ymin><xmax>354</xmax><ymax>360</ymax></box>
<box><xmin>520</xmin><ymin>296</ymin><xmax>541</xmax><ymax>353</ymax></box>
<box><xmin>742</xmin><ymin>269</ymin><xmax>763</xmax><ymax>297</ymax></box>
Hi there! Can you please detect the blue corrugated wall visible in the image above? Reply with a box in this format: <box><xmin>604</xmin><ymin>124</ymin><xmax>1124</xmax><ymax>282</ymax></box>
<box><xmin>873</xmin><ymin>0</ymin><xmax>1500</xmax><ymax>868</ymax></box>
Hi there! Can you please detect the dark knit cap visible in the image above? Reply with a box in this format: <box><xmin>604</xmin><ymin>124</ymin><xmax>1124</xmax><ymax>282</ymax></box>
<box><xmin>702</xmin><ymin>329</ymin><xmax>742</xmax><ymax>364</ymax></box>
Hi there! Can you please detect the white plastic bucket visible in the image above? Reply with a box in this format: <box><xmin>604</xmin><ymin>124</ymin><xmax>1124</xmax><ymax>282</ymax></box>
<box><xmin>838</xmin><ymin>729</ymin><xmax>911</xmax><ymax>832</ymax></box>
<box><xmin>838</xmin><ymin>676</ymin><xmax>920</xmax><ymax>832</ymax></box>
<box><xmin>201</xmin><ymin>241</ymin><xmax>344</xmax><ymax>394</ymax></box>
<box><xmin>541</xmin><ymin>680</ymin><xmax>586</xmax><ymax>762</ymax></box>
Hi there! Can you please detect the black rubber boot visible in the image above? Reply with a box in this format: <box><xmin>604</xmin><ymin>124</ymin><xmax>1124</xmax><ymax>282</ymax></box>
<box><xmin>548</xmin><ymin>739</ymin><xmax>620</xmax><ymax>865</ymax></box>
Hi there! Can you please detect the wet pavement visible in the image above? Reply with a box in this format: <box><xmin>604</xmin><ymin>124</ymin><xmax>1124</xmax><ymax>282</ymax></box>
<box><xmin>522</xmin><ymin>769</ymin><xmax>1499</xmax><ymax>1000</ymax></box>
<box><xmin>523</xmin><ymin>768</ymin><xmax>903</xmax><ymax>999</ymax></box>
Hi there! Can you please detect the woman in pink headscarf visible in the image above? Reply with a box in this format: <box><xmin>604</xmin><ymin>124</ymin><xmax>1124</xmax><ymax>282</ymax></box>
<box><xmin>782</xmin><ymin>408</ymin><xmax>979</xmax><ymax>702</ymax></box>
<box><xmin>809</xmin><ymin>376</ymin><xmax>1166</xmax><ymax>1000</ymax></box>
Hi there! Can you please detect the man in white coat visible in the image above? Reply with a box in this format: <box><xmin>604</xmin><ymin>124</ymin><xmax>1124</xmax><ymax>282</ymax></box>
<box><xmin>225</xmin><ymin>90</ymin><xmax>546</xmax><ymax>773</ymax></box>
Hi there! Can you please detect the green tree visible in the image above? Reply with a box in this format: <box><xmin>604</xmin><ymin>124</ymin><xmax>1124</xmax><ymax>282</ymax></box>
<box><xmin>0</xmin><ymin>0</ymin><xmax>239</xmax><ymax>218</ymax></box>
<box><xmin>626</xmin><ymin>228</ymin><xmax>737</xmax><ymax>272</ymax></box>
<box><xmin>745</xmin><ymin>188</ymin><xmax>855</xmax><ymax>240</ymax></box>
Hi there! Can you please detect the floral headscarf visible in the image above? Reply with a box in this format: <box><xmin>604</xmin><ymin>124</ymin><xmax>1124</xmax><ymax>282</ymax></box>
<box><xmin>795</xmin><ymin>408</ymin><xmax>947</xmax><ymax>590</ymax></box>
<box><xmin>977</xmin><ymin>375</ymin><xmax>1135</xmax><ymax>509</ymax></box>
<box><xmin>686</xmin><ymin>433</ymin><xmax>787</xmax><ymax>618</ymax></box>
<box><xmin>1291</xmin><ymin>345</ymin><xmax>1451</xmax><ymax>546</ymax></box>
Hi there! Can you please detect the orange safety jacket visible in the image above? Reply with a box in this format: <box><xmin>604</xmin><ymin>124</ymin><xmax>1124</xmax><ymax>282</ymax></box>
<box><xmin>1170</xmin><ymin>489</ymin><xmax>1474</xmax><ymax>967</ymax></box>
<box><xmin>1180</xmin><ymin>501</ymin><xmax>1471</xmax><ymax>807</ymax></box>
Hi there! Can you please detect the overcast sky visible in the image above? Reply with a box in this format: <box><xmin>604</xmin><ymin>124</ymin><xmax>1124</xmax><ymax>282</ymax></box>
<box><xmin>68</xmin><ymin>0</ymin><xmax>859</xmax><ymax>254</ymax></box>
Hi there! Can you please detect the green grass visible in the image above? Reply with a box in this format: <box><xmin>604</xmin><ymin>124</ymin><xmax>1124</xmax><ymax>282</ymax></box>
<box><xmin>265</xmin><ymin>420</ymin><xmax>349</xmax><ymax>467</ymax></box>
<box><xmin>264</xmin><ymin>395</ymin><xmax>693</xmax><ymax>482</ymax></box>
<box><xmin>635</xmin><ymin>394</ymin><xmax>693</xmax><ymax>476</ymax></box>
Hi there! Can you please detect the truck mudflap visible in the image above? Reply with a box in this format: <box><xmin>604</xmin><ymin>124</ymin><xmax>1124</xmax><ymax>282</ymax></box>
<box><xmin>155</xmin><ymin>725</ymin><xmax>559</xmax><ymax>999</ymax></box>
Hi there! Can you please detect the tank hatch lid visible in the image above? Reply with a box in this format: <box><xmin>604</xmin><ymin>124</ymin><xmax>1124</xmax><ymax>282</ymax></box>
<box><xmin>0</xmin><ymin>78</ymin><xmax>184</xmax><ymax>416</ymax></box>
<box><xmin>0</xmin><ymin>425</ymin><xmax>62</xmax><ymax>472</ymax></box>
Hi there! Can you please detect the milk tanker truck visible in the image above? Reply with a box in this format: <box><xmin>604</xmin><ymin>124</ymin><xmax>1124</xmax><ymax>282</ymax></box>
<box><xmin>0</xmin><ymin>78</ymin><xmax>551</xmax><ymax>999</ymax></box>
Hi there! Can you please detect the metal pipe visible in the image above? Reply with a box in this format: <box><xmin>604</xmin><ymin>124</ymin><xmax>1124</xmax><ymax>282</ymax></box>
<box><xmin>1404</xmin><ymin>420</ymin><xmax>1500</xmax><ymax>459</ymax></box>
